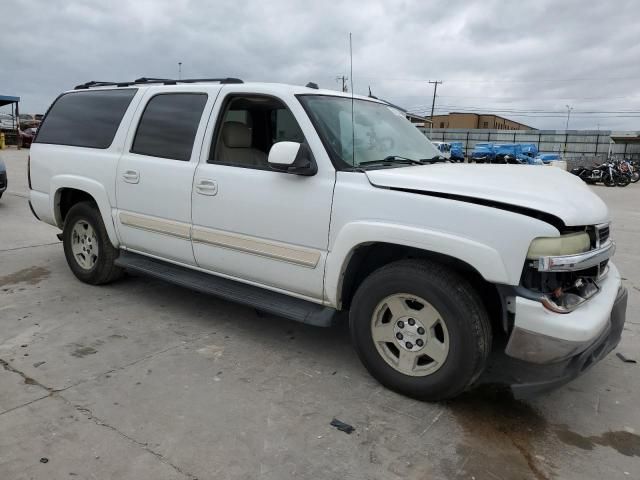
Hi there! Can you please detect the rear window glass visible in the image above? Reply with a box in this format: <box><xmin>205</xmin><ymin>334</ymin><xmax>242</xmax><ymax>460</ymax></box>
<box><xmin>35</xmin><ymin>89</ymin><xmax>137</xmax><ymax>149</ymax></box>
<box><xmin>131</xmin><ymin>93</ymin><xmax>208</xmax><ymax>161</ymax></box>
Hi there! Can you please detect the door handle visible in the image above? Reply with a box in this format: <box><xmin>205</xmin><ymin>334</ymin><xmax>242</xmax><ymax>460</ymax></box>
<box><xmin>195</xmin><ymin>179</ymin><xmax>218</xmax><ymax>196</ymax></box>
<box><xmin>122</xmin><ymin>170</ymin><xmax>140</xmax><ymax>184</ymax></box>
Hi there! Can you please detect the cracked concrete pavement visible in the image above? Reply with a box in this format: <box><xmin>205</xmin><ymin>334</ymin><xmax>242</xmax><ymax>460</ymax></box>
<box><xmin>1</xmin><ymin>148</ymin><xmax>639</xmax><ymax>479</ymax></box>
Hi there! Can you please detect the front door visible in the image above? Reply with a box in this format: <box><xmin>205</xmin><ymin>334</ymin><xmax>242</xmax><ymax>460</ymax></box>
<box><xmin>191</xmin><ymin>89</ymin><xmax>335</xmax><ymax>301</ymax></box>
<box><xmin>116</xmin><ymin>87</ymin><xmax>217</xmax><ymax>265</ymax></box>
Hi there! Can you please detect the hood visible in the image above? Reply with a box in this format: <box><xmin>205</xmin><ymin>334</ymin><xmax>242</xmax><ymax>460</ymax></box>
<box><xmin>365</xmin><ymin>164</ymin><xmax>609</xmax><ymax>228</ymax></box>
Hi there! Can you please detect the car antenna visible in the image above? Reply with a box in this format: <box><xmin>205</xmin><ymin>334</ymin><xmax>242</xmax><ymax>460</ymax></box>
<box><xmin>349</xmin><ymin>32</ymin><xmax>355</xmax><ymax>168</ymax></box>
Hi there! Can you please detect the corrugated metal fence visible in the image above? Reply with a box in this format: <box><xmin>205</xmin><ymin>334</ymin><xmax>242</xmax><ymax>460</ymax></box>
<box><xmin>421</xmin><ymin>129</ymin><xmax>640</xmax><ymax>167</ymax></box>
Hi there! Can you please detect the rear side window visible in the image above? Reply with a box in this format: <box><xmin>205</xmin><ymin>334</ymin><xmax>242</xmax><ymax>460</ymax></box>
<box><xmin>131</xmin><ymin>93</ymin><xmax>207</xmax><ymax>161</ymax></box>
<box><xmin>35</xmin><ymin>89</ymin><xmax>137</xmax><ymax>149</ymax></box>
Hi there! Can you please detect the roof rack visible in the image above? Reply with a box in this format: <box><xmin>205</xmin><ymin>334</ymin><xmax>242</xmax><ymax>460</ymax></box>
<box><xmin>74</xmin><ymin>77</ymin><xmax>243</xmax><ymax>90</ymax></box>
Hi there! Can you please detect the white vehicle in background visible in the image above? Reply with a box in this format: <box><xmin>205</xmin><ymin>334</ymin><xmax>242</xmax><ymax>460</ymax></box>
<box><xmin>28</xmin><ymin>77</ymin><xmax>627</xmax><ymax>400</ymax></box>
<box><xmin>536</xmin><ymin>153</ymin><xmax>568</xmax><ymax>170</ymax></box>
<box><xmin>431</xmin><ymin>141</ymin><xmax>451</xmax><ymax>159</ymax></box>
<box><xmin>0</xmin><ymin>113</ymin><xmax>15</xmax><ymax>130</ymax></box>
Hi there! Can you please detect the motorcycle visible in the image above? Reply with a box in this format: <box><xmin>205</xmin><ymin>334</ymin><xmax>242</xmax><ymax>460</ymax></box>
<box><xmin>571</xmin><ymin>161</ymin><xmax>630</xmax><ymax>187</ymax></box>
<box><xmin>621</xmin><ymin>159</ymin><xmax>639</xmax><ymax>183</ymax></box>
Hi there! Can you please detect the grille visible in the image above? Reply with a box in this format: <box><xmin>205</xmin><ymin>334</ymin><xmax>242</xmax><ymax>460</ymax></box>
<box><xmin>596</xmin><ymin>224</ymin><xmax>610</xmax><ymax>247</ymax></box>
<box><xmin>583</xmin><ymin>224</ymin><xmax>610</xmax><ymax>249</ymax></box>
<box><xmin>0</xmin><ymin>171</ymin><xmax>6</xmax><ymax>189</ymax></box>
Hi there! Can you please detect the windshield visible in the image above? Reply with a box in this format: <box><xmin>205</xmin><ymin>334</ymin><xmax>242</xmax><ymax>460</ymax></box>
<box><xmin>299</xmin><ymin>95</ymin><xmax>441</xmax><ymax>169</ymax></box>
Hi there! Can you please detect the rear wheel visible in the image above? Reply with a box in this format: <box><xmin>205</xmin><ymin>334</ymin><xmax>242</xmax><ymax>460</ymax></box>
<box><xmin>62</xmin><ymin>202</ymin><xmax>123</xmax><ymax>285</ymax></box>
<box><xmin>349</xmin><ymin>259</ymin><xmax>492</xmax><ymax>401</ymax></box>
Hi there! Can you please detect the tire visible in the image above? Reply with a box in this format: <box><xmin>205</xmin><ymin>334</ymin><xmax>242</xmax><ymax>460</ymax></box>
<box><xmin>62</xmin><ymin>201</ymin><xmax>123</xmax><ymax>285</ymax></box>
<box><xmin>349</xmin><ymin>259</ymin><xmax>492</xmax><ymax>401</ymax></box>
<box><xmin>631</xmin><ymin>172</ymin><xmax>640</xmax><ymax>183</ymax></box>
<box><xmin>603</xmin><ymin>174</ymin><xmax>616</xmax><ymax>187</ymax></box>
<box><xmin>615</xmin><ymin>174</ymin><xmax>631</xmax><ymax>187</ymax></box>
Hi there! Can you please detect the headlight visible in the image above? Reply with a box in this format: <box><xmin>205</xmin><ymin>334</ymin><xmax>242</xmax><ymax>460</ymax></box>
<box><xmin>526</xmin><ymin>232</ymin><xmax>591</xmax><ymax>259</ymax></box>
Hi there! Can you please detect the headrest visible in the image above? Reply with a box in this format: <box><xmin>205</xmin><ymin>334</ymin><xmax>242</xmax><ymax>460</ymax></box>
<box><xmin>222</xmin><ymin>121</ymin><xmax>252</xmax><ymax>148</ymax></box>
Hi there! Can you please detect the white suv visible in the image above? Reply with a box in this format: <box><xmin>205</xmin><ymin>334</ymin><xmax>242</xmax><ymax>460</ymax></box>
<box><xmin>28</xmin><ymin>78</ymin><xmax>627</xmax><ymax>400</ymax></box>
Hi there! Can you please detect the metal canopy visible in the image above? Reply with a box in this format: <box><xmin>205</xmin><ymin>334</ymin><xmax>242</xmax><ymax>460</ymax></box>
<box><xmin>610</xmin><ymin>132</ymin><xmax>640</xmax><ymax>144</ymax></box>
<box><xmin>0</xmin><ymin>95</ymin><xmax>20</xmax><ymax>107</ymax></box>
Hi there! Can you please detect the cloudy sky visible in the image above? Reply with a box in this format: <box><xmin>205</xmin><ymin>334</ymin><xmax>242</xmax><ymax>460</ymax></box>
<box><xmin>3</xmin><ymin>0</ymin><xmax>640</xmax><ymax>130</ymax></box>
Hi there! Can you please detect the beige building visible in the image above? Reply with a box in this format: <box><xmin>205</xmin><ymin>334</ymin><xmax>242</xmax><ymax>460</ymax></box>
<box><xmin>430</xmin><ymin>112</ymin><xmax>534</xmax><ymax>130</ymax></box>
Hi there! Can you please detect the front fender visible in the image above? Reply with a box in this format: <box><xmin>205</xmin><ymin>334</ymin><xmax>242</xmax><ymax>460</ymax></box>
<box><xmin>324</xmin><ymin>221</ymin><xmax>509</xmax><ymax>307</ymax></box>
<box><xmin>50</xmin><ymin>175</ymin><xmax>119</xmax><ymax>247</ymax></box>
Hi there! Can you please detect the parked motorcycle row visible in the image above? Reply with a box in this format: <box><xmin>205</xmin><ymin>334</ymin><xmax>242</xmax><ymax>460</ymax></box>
<box><xmin>570</xmin><ymin>158</ymin><xmax>639</xmax><ymax>187</ymax></box>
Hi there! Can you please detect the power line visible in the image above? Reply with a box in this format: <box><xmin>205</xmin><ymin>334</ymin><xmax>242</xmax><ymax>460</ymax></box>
<box><xmin>407</xmin><ymin>104</ymin><xmax>640</xmax><ymax>115</ymax></box>
<box><xmin>433</xmin><ymin>94</ymin><xmax>640</xmax><ymax>101</ymax></box>
<box><xmin>358</xmin><ymin>74</ymin><xmax>638</xmax><ymax>84</ymax></box>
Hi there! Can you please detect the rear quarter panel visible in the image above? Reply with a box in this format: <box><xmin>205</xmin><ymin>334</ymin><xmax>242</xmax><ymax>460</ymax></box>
<box><xmin>29</xmin><ymin>89</ymin><xmax>144</xmax><ymax>245</ymax></box>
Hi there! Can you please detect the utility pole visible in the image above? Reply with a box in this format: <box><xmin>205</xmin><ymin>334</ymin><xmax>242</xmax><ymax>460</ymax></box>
<box><xmin>429</xmin><ymin>80</ymin><xmax>443</xmax><ymax>138</ymax></box>
<box><xmin>565</xmin><ymin>104</ymin><xmax>573</xmax><ymax>130</ymax></box>
<box><xmin>336</xmin><ymin>75</ymin><xmax>348</xmax><ymax>92</ymax></box>
<box><xmin>178</xmin><ymin>62</ymin><xmax>182</xmax><ymax>80</ymax></box>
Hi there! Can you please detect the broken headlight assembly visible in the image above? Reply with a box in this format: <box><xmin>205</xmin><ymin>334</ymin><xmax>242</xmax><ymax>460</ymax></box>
<box><xmin>522</xmin><ymin>231</ymin><xmax>613</xmax><ymax>313</ymax></box>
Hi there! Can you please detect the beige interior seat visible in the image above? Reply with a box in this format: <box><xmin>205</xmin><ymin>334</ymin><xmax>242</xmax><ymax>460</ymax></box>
<box><xmin>217</xmin><ymin>121</ymin><xmax>268</xmax><ymax>168</ymax></box>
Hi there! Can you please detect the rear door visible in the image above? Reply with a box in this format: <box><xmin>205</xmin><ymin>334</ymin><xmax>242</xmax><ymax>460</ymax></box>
<box><xmin>115</xmin><ymin>87</ymin><xmax>219</xmax><ymax>264</ymax></box>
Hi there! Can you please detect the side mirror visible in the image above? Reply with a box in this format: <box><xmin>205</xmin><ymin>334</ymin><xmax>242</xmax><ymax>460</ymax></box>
<box><xmin>268</xmin><ymin>141</ymin><xmax>317</xmax><ymax>176</ymax></box>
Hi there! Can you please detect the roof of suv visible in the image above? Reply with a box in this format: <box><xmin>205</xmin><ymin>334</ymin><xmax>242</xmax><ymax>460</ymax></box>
<box><xmin>68</xmin><ymin>79</ymin><xmax>381</xmax><ymax>104</ymax></box>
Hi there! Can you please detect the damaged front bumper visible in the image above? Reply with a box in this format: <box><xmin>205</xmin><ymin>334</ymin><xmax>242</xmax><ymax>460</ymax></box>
<box><xmin>506</xmin><ymin>262</ymin><xmax>623</xmax><ymax>364</ymax></box>
<box><xmin>490</xmin><ymin>262</ymin><xmax>627</xmax><ymax>398</ymax></box>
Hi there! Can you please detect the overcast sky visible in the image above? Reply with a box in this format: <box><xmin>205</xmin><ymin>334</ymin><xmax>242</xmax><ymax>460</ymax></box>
<box><xmin>2</xmin><ymin>0</ymin><xmax>639</xmax><ymax>130</ymax></box>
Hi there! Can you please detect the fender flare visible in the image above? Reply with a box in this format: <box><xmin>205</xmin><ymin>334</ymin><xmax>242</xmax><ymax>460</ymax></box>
<box><xmin>50</xmin><ymin>175</ymin><xmax>120</xmax><ymax>247</ymax></box>
<box><xmin>324</xmin><ymin>221</ymin><xmax>510</xmax><ymax>307</ymax></box>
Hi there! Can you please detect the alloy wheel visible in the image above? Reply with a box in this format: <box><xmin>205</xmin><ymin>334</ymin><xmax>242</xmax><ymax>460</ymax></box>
<box><xmin>370</xmin><ymin>293</ymin><xmax>450</xmax><ymax>377</ymax></box>
<box><xmin>70</xmin><ymin>219</ymin><xmax>99</xmax><ymax>270</ymax></box>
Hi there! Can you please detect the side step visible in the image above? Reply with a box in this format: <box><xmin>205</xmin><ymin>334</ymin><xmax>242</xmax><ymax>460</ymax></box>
<box><xmin>114</xmin><ymin>251</ymin><xmax>337</xmax><ymax>327</ymax></box>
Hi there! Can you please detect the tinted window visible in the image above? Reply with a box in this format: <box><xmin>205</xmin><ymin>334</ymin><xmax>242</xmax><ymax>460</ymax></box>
<box><xmin>35</xmin><ymin>89</ymin><xmax>137</xmax><ymax>148</ymax></box>
<box><xmin>132</xmin><ymin>93</ymin><xmax>207</xmax><ymax>161</ymax></box>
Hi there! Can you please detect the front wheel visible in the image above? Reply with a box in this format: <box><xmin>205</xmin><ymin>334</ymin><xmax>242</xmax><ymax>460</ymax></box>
<box><xmin>62</xmin><ymin>202</ymin><xmax>123</xmax><ymax>285</ymax></box>
<box><xmin>349</xmin><ymin>260</ymin><xmax>492</xmax><ymax>401</ymax></box>
<box><xmin>603</xmin><ymin>174</ymin><xmax>616</xmax><ymax>187</ymax></box>
<box><xmin>616</xmin><ymin>174</ymin><xmax>631</xmax><ymax>187</ymax></box>
<box><xmin>631</xmin><ymin>171</ymin><xmax>640</xmax><ymax>183</ymax></box>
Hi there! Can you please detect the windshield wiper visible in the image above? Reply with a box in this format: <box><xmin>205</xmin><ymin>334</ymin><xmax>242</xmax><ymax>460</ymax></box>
<box><xmin>359</xmin><ymin>156</ymin><xmax>425</xmax><ymax>167</ymax></box>
<box><xmin>418</xmin><ymin>155</ymin><xmax>449</xmax><ymax>163</ymax></box>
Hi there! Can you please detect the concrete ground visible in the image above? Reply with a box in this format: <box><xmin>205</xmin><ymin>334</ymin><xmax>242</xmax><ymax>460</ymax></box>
<box><xmin>1</xmin><ymin>147</ymin><xmax>639</xmax><ymax>480</ymax></box>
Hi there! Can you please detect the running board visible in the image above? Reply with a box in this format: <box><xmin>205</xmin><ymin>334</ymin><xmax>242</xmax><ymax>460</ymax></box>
<box><xmin>114</xmin><ymin>251</ymin><xmax>336</xmax><ymax>327</ymax></box>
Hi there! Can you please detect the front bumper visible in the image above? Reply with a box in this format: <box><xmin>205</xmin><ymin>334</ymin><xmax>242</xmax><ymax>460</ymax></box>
<box><xmin>506</xmin><ymin>262</ymin><xmax>622</xmax><ymax>363</ymax></box>
<box><xmin>494</xmin><ymin>285</ymin><xmax>627</xmax><ymax>398</ymax></box>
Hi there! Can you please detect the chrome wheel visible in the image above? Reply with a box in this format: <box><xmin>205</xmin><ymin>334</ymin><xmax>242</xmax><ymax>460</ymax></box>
<box><xmin>70</xmin><ymin>220</ymin><xmax>99</xmax><ymax>270</ymax></box>
<box><xmin>371</xmin><ymin>293</ymin><xmax>450</xmax><ymax>377</ymax></box>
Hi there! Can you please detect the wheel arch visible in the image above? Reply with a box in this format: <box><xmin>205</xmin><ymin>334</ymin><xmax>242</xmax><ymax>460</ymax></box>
<box><xmin>51</xmin><ymin>175</ymin><xmax>119</xmax><ymax>247</ymax></box>
<box><xmin>338</xmin><ymin>242</ymin><xmax>505</xmax><ymax>334</ymax></box>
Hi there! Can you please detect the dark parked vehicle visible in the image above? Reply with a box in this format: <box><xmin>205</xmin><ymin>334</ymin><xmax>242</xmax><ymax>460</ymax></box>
<box><xmin>0</xmin><ymin>157</ymin><xmax>7</xmax><ymax>199</ymax></box>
